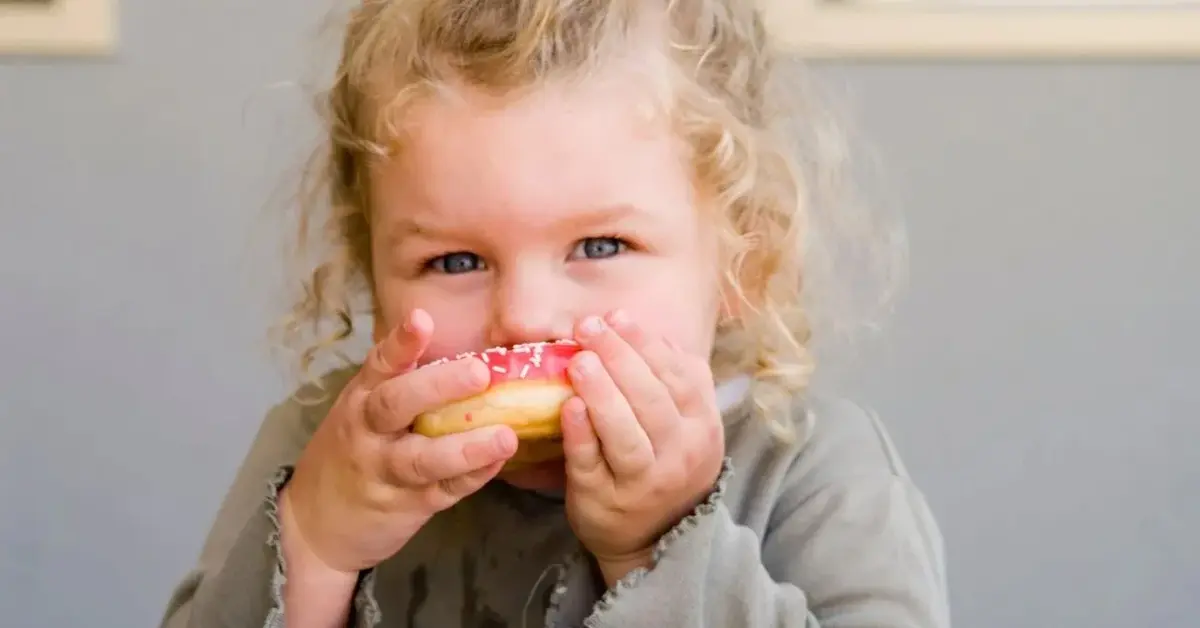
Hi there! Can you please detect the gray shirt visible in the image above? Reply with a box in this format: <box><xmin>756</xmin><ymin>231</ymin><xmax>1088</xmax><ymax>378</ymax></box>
<box><xmin>159</xmin><ymin>367</ymin><xmax>950</xmax><ymax>627</ymax></box>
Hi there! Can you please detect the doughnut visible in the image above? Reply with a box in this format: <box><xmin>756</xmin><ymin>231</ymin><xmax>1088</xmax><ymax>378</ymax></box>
<box><xmin>412</xmin><ymin>340</ymin><xmax>581</xmax><ymax>468</ymax></box>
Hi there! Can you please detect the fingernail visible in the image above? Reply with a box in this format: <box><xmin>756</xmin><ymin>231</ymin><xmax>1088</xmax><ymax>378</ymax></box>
<box><xmin>466</xmin><ymin>359</ymin><xmax>491</xmax><ymax>386</ymax></box>
<box><xmin>606</xmin><ymin>309</ymin><xmax>629</xmax><ymax>329</ymax></box>
<box><xmin>407</xmin><ymin>309</ymin><xmax>431</xmax><ymax>334</ymax></box>
<box><xmin>566</xmin><ymin>398</ymin><xmax>588</xmax><ymax>427</ymax></box>
<box><xmin>494</xmin><ymin>427</ymin><xmax>517</xmax><ymax>453</ymax></box>
<box><xmin>571</xmin><ymin>352</ymin><xmax>597</xmax><ymax>377</ymax></box>
<box><xmin>579</xmin><ymin>316</ymin><xmax>604</xmax><ymax>338</ymax></box>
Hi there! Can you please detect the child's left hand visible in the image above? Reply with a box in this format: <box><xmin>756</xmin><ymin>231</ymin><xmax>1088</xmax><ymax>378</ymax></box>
<box><xmin>561</xmin><ymin>310</ymin><xmax>726</xmax><ymax>586</ymax></box>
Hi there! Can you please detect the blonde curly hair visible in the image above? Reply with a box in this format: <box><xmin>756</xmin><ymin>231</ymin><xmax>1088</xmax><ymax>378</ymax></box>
<box><xmin>275</xmin><ymin>0</ymin><xmax>903</xmax><ymax>442</ymax></box>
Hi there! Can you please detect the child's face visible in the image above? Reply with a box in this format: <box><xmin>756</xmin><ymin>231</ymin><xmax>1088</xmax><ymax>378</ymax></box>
<box><xmin>370</xmin><ymin>76</ymin><xmax>722</xmax><ymax>361</ymax></box>
<box><xmin>368</xmin><ymin>77</ymin><xmax>722</xmax><ymax>483</ymax></box>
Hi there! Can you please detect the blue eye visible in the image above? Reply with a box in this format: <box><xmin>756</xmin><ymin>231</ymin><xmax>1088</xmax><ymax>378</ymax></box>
<box><xmin>574</xmin><ymin>237</ymin><xmax>627</xmax><ymax>260</ymax></box>
<box><xmin>427</xmin><ymin>252</ymin><xmax>485</xmax><ymax>274</ymax></box>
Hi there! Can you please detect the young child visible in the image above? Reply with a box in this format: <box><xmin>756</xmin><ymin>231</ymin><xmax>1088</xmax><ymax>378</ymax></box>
<box><xmin>161</xmin><ymin>1</ymin><xmax>949</xmax><ymax>626</ymax></box>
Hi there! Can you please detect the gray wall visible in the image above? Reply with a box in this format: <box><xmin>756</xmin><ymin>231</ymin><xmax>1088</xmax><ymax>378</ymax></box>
<box><xmin>1</xmin><ymin>2</ymin><xmax>1196</xmax><ymax>627</ymax></box>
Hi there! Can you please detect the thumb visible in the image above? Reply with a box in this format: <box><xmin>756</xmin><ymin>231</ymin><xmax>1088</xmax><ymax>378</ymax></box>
<box><xmin>561</xmin><ymin>396</ymin><xmax>607</xmax><ymax>483</ymax></box>
<box><xmin>358</xmin><ymin>309</ymin><xmax>434</xmax><ymax>389</ymax></box>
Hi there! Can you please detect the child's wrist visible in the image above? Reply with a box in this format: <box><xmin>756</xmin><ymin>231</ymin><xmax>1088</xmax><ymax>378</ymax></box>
<box><xmin>594</xmin><ymin>551</ymin><xmax>655</xmax><ymax>588</ymax></box>
<box><xmin>279</xmin><ymin>487</ymin><xmax>360</xmax><ymax>616</ymax></box>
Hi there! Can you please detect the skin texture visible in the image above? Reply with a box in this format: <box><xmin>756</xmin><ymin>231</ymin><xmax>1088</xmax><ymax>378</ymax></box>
<box><xmin>280</xmin><ymin>71</ymin><xmax>731</xmax><ymax>617</ymax></box>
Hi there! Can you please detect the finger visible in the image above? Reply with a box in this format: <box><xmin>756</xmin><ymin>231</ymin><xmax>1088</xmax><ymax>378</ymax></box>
<box><xmin>567</xmin><ymin>350</ymin><xmax>655</xmax><ymax>476</ymax></box>
<box><xmin>435</xmin><ymin>460</ymin><xmax>507</xmax><ymax>505</ymax></box>
<box><xmin>606</xmin><ymin>312</ymin><xmax>711</xmax><ymax>419</ymax></box>
<box><xmin>577</xmin><ymin>311</ymin><xmax>679</xmax><ymax>448</ymax></box>
<box><xmin>387</xmin><ymin>424</ymin><xmax>517</xmax><ymax>486</ymax></box>
<box><xmin>358</xmin><ymin>309</ymin><xmax>435</xmax><ymax>390</ymax></box>
<box><xmin>560</xmin><ymin>396</ymin><xmax>608</xmax><ymax>485</ymax></box>
<box><xmin>364</xmin><ymin>357</ymin><xmax>491</xmax><ymax>434</ymax></box>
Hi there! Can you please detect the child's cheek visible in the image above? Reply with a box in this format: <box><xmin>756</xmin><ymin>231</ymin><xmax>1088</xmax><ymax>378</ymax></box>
<box><xmin>619</xmin><ymin>303</ymin><xmax>707</xmax><ymax>357</ymax></box>
<box><xmin>420</xmin><ymin>304</ymin><xmax>493</xmax><ymax>363</ymax></box>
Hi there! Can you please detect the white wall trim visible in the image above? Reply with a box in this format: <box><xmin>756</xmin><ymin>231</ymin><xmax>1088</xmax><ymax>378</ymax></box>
<box><xmin>0</xmin><ymin>0</ymin><xmax>117</xmax><ymax>56</ymax></box>
<box><xmin>763</xmin><ymin>1</ymin><xmax>1200</xmax><ymax>59</ymax></box>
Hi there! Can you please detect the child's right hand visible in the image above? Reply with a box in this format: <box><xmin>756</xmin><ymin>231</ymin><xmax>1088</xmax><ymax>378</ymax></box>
<box><xmin>279</xmin><ymin>309</ymin><xmax>519</xmax><ymax>575</ymax></box>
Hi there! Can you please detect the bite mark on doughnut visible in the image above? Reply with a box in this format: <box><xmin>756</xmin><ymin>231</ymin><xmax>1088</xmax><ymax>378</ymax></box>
<box><xmin>412</xmin><ymin>339</ymin><xmax>581</xmax><ymax>459</ymax></box>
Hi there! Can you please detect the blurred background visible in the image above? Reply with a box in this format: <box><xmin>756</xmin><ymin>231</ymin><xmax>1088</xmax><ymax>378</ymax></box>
<box><xmin>1</xmin><ymin>1</ymin><xmax>1197</xmax><ymax>626</ymax></box>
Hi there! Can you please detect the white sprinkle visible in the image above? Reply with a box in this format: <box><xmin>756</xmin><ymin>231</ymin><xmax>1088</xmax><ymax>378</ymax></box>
<box><xmin>519</xmin><ymin>364</ymin><xmax>530</xmax><ymax>378</ymax></box>
<box><xmin>492</xmin><ymin>365</ymin><xmax>506</xmax><ymax>373</ymax></box>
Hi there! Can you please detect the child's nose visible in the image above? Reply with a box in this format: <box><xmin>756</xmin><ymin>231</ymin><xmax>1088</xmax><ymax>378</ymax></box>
<box><xmin>488</xmin><ymin>273</ymin><xmax>575</xmax><ymax>347</ymax></box>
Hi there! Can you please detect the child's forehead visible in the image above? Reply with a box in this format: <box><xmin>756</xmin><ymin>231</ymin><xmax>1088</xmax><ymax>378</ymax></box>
<box><xmin>398</xmin><ymin>72</ymin><xmax>667</xmax><ymax>144</ymax></box>
<box><xmin>367</xmin><ymin>80</ymin><xmax>695</xmax><ymax>236</ymax></box>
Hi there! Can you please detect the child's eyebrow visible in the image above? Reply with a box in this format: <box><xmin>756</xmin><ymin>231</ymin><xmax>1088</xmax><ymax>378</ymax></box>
<box><xmin>563</xmin><ymin>203</ymin><xmax>645</xmax><ymax>231</ymax></box>
<box><xmin>385</xmin><ymin>204</ymin><xmax>648</xmax><ymax>246</ymax></box>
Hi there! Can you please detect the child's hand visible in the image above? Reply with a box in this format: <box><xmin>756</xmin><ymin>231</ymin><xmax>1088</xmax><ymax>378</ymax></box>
<box><xmin>282</xmin><ymin>309</ymin><xmax>518</xmax><ymax>575</ymax></box>
<box><xmin>561</xmin><ymin>311</ymin><xmax>726</xmax><ymax>586</ymax></box>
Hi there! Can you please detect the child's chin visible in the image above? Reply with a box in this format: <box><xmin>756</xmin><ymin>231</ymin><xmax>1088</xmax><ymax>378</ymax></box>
<box><xmin>498</xmin><ymin>460</ymin><xmax>567</xmax><ymax>492</ymax></box>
